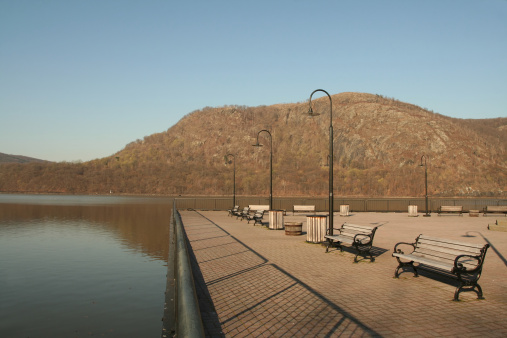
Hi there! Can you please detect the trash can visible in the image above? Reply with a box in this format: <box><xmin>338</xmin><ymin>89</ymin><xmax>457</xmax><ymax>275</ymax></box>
<box><xmin>269</xmin><ymin>210</ymin><xmax>284</xmax><ymax>230</ymax></box>
<box><xmin>340</xmin><ymin>205</ymin><xmax>349</xmax><ymax>216</ymax></box>
<box><xmin>306</xmin><ymin>215</ymin><xmax>327</xmax><ymax>243</ymax></box>
<box><xmin>408</xmin><ymin>205</ymin><xmax>418</xmax><ymax>217</ymax></box>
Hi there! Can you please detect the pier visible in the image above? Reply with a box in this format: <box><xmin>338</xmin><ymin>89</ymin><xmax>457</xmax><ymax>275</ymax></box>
<box><xmin>175</xmin><ymin>210</ymin><xmax>507</xmax><ymax>336</ymax></box>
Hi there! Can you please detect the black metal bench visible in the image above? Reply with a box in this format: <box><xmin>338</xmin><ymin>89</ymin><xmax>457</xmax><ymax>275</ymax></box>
<box><xmin>393</xmin><ymin>234</ymin><xmax>489</xmax><ymax>301</ymax></box>
<box><xmin>324</xmin><ymin>223</ymin><xmax>379</xmax><ymax>262</ymax></box>
<box><xmin>228</xmin><ymin>205</ymin><xmax>239</xmax><ymax>217</ymax></box>
<box><xmin>247</xmin><ymin>210</ymin><xmax>265</xmax><ymax>225</ymax></box>
<box><xmin>437</xmin><ymin>205</ymin><xmax>463</xmax><ymax>216</ymax></box>
<box><xmin>234</xmin><ymin>207</ymin><xmax>250</xmax><ymax>220</ymax></box>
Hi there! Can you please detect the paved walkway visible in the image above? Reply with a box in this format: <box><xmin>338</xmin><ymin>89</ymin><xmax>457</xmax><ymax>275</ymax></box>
<box><xmin>180</xmin><ymin>210</ymin><xmax>507</xmax><ymax>337</ymax></box>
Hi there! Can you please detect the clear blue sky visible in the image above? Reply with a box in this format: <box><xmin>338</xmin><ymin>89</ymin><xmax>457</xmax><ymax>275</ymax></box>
<box><xmin>1</xmin><ymin>0</ymin><xmax>506</xmax><ymax>162</ymax></box>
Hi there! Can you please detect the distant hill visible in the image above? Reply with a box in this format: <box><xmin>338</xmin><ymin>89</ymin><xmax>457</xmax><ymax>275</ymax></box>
<box><xmin>0</xmin><ymin>152</ymin><xmax>49</xmax><ymax>164</ymax></box>
<box><xmin>0</xmin><ymin>92</ymin><xmax>505</xmax><ymax>197</ymax></box>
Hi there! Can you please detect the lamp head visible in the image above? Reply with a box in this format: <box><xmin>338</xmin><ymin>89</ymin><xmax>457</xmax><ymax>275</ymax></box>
<box><xmin>224</xmin><ymin>154</ymin><xmax>234</xmax><ymax>164</ymax></box>
<box><xmin>307</xmin><ymin>106</ymin><xmax>321</xmax><ymax>117</ymax></box>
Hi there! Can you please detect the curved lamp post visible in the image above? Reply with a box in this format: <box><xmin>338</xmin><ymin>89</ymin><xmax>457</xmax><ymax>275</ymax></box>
<box><xmin>252</xmin><ymin>130</ymin><xmax>273</xmax><ymax>211</ymax></box>
<box><xmin>225</xmin><ymin>154</ymin><xmax>236</xmax><ymax>208</ymax></box>
<box><xmin>307</xmin><ymin>89</ymin><xmax>334</xmax><ymax>235</ymax></box>
<box><xmin>420</xmin><ymin>155</ymin><xmax>431</xmax><ymax>217</ymax></box>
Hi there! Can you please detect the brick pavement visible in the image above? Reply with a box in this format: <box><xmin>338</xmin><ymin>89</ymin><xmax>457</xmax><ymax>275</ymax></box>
<box><xmin>181</xmin><ymin>210</ymin><xmax>507</xmax><ymax>337</ymax></box>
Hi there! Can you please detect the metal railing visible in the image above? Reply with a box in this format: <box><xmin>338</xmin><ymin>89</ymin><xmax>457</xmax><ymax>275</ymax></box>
<box><xmin>175</xmin><ymin>196</ymin><xmax>506</xmax><ymax>213</ymax></box>
<box><xmin>162</xmin><ymin>201</ymin><xmax>204</xmax><ymax>338</ymax></box>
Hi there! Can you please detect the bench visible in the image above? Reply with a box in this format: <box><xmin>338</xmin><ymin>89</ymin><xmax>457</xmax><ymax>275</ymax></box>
<box><xmin>392</xmin><ymin>234</ymin><xmax>490</xmax><ymax>301</ymax></box>
<box><xmin>249</xmin><ymin>205</ymin><xmax>269</xmax><ymax>212</ymax></box>
<box><xmin>247</xmin><ymin>210</ymin><xmax>265</xmax><ymax>226</ymax></box>
<box><xmin>324</xmin><ymin>223</ymin><xmax>379</xmax><ymax>262</ymax></box>
<box><xmin>228</xmin><ymin>205</ymin><xmax>239</xmax><ymax>217</ymax></box>
<box><xmin>483</xmin><ymin>205</ymin><xmax>507</xmax><ymax>216</ymax></box>
<box><xmin>293</xmin><ymin>205</ymin><xmax>315</xmax><ymax>215</ymax></box>
<box><xmin>234</xmin><ymin>207</ymin><xmax>250</xmax><ymax>220</ymax></box>
<box><xmin>437</xmin><ymin>205</ymin><xmax>463</xmax><ymax>216</ymax></box>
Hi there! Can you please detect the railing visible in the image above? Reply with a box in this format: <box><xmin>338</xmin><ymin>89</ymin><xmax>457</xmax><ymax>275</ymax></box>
<box><xmin>175</xmin><ymin>197</ymin><xmax>507</xmax><ymax>213</ymax></box>
<box><xmin>162</xmin><ymin>201</ymin><xmax>204</xmax><ymax>338</ymax></box>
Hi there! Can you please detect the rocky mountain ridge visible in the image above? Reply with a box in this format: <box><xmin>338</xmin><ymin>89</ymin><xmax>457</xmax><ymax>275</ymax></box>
<box><xmin>1</xmin><ymin>92</ymin><xmax>505</xmax><ymax>197</ymax></box>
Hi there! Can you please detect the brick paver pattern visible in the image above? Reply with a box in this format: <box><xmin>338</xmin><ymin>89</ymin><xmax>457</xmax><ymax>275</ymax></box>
<box><xmin>180</xmin><ymin>210</ymin><xmax>507</xmax><ymax>337</ymax></box>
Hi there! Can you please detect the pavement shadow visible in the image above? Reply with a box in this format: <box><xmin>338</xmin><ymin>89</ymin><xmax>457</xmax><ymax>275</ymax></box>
<box><xmin>326</xmin><ymin>245</ymin><xmax>389</xmax><ymax>261</ymax></box>
<box><xmin>186</xmin><ymin>235</ymin><xmax>225</xmax><ymax>337</ymax></box>
<box><xmin>186</xmin><ymin>210</ymin><xmax>382</xmax><ymax>337</ymax></box>
<box><xmin>462</xmin><ymin>231</ymin><xmax>507</xmax><ymax>268</ymax></box>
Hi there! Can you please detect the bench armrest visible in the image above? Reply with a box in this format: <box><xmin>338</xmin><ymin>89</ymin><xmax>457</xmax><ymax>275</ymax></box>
<box><xmin>326</xmin><ymin>227</ymin><xmax>344</xmax><ymax>235</ymax></box>
<box><xmin>453</xmin><ymin>254</ymin><xmax>483</xmax><ymax>274</ymax></box>
<box><xmin>393</xmin><ymin>242</ymin><xmax>415</xmax><ymax>255</ymax></box>
<box><xmin>353</xmin><ymin>233</ymin><xmax>372</xmax><ymax>245</ymax></box>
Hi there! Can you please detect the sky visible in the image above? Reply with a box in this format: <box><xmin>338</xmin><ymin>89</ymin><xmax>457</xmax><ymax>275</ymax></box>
<box><xmin>1</xmin><ymin>0</ymin><xmax>506</xmax><ymax>162</ymax></box>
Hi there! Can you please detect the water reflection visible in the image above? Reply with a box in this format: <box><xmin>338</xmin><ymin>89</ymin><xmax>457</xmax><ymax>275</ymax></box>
<box><xmin>0</xmin><ymin>195</ymin><xmax>173</xmax><ymax>338</ymax></box>
<box><xmin>0</xmin><ymin>197</ymin><xmax>173</xmax><ymax>262</ymax></box>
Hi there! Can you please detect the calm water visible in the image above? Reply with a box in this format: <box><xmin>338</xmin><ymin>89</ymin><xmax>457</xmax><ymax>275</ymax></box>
<box><xmin>0</xmin><ymin>194</ymin><xmax>173</xmax><ymax>337</ymax></box>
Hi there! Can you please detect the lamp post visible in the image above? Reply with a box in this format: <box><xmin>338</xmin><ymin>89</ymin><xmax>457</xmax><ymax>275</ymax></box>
<box><xmin>420</xmin><ymin>155</ymin><xmax>431</xmax><ymax>217</ymax></box>
<box><xmin>225</xmin><ymin>154</ymin><xmax>236</xmax><ymax>209</ymax></box>
<box><xmin>307</xmin><ymin>89</ymin><xmax>334</xmax><ymax>235</ymax></box>
<box><xmin>252</xmin><ymin>130</ymin><xmax>273</xmax><ymax>211</ymax></box>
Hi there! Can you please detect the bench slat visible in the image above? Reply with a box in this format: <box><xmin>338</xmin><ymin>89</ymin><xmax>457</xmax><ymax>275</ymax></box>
<box><xmin>325</xmin><ymin>234</ymin><xmax>371</xmax><ymax>245</ymax></box>
<box><xmin>412</xmin><ymin>249</ymin><xmax>479</xmax><ymax>263</ymax></box>
<box><xmin>416</xmin><ymin>242</ymin><xmax>483</xmax><ymax>257</ymax></box>
<box><xmin>393</xmin><ymin>253</ymin><xmax>455</xmax><ymax>271</ymax></box>
<box><xmin>485</xmin><ymin>206</ymin><xmax>507</xmax><ymax>212</ymax></box>
<box><xmin>293</xmin><ymin>205</ymin><xmax>315</xmax><ymax>210</ymax></box>
<box><xmin>439</xmin><ymin>206</ymin><xmax>462</xmax><ymax>211</ymax></box>
<box><xmin>418</xmin><ymin>235</ymin><xmax>485</xmax><ymax>250</ymax></box>
<box><xmin>394</xmin><ymin>252</ymin><xmax>478</xmax><ymax>271</ymax></box>
<box><xmin>249</xmin><ymin>205</ymin><xmax>269</xmax><ymax>211</ymax></box>
<box><xmin>342</xmin><ymin>223</ymin><xmax>376</xmax><ymax>231</ymax></box>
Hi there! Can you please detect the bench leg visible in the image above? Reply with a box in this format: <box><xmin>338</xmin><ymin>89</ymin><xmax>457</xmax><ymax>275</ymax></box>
<box><xmin>394</xmin><ymin>260</ymin><xmax>418</xmax><ymax>278</ymax></box>
<box><xmin>353</xmin><ymin>249</ymin><xmax>375</xmax><ymax>263</ymax></box>
<box><xmin>454</xmin><ymin>274</ymin><xmax>484</xmax><ymax>301</ymax></box>
<box><xmin>325</xmin><ymin>239</ymin><xmax>333</xmax><ymax>253</ymax></box>
<box><xmin>354</xmin><ymin>244</ymin><xmax>375</xmax><ymax>263</ymax></box>
<box><xmin>325</xmin><ymin>240</ymin><xmax>342</xmax><ymax>253</ymax></box>
<box><xmin>454</xmin><ymin>283</ymin><xmax>484</xmax><ymax>301</ymax></box>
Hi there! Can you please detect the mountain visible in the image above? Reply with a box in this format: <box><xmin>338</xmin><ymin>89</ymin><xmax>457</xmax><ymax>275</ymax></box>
<box><xmin>0</xmin><ymin>92</ymin><xmax>505</xmax><ymax>197</ymax></box>
<box><xmin>0</xmin><ymin>152</ymin><xmax>49</xmax><ymax>164</ymax></box>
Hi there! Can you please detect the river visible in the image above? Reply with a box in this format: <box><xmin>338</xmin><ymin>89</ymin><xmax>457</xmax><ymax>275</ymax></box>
<box><xmin>0</xmin><ymin>194</ymin><xmax>173</xmax><ymax>337</ymax></box>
